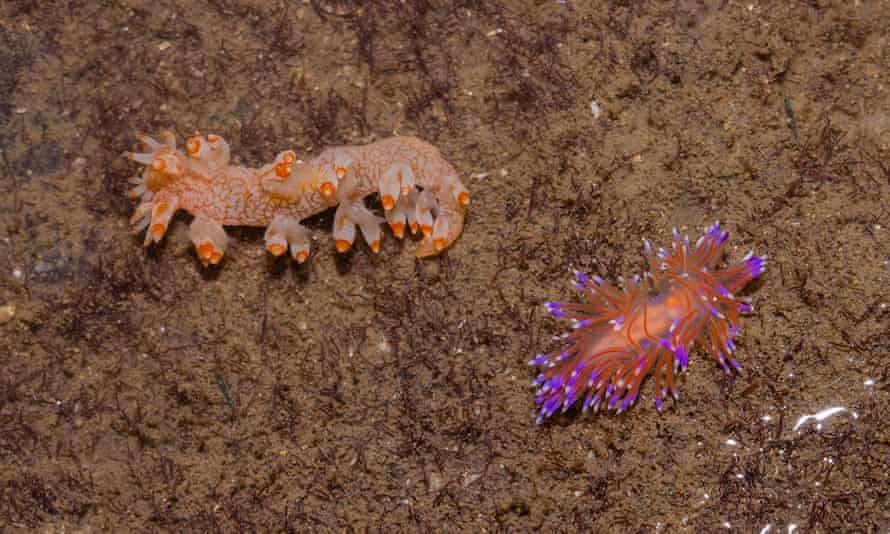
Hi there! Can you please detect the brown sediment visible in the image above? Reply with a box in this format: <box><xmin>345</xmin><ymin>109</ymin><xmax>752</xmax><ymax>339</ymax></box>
<box><xmin>1</xmin><ymin>1</ymin><xmax>889</xmax><ymax>532</ymax></box>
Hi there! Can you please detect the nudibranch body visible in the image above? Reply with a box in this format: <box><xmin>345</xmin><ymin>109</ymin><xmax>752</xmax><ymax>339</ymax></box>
<box><xmin>126</xmin><ymin>132</ymin><xmax>469</xmax><ymax>266</ymax></box>
<box><xmin>531</xmin><ymin>222</ymin><xmax>766</xmax><ymax>424</ymax></box>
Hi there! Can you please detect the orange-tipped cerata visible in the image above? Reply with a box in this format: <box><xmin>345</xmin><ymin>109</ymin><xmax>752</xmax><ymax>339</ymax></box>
<box><xmin>267</xmin><ymin>243</ymin><xmax>287</xmax><ymax>256</ymax></box>
<box><xmin>126</xmin><ymin>133</ymin><xmax>469</xmax><ymax>265</ymax></box>
<box><xmin>186</xmin><ymin>137</ymin><xmax>201</xmax><ymax>154</ymax></box>
<box><xmin>320</xmin><ymin>182</ymin><xmax>336</xmax><ymax>197</ymax></box>
<box><xmin>335</xmin><ymin>239</ymin><xmax>351</xmax><ymax>253</ymax></box>
<box><xmin>275</xmin><ymin>162</ymin><xmax>291</xmax><ymax>178</ymax></box>
<box><xmin>389</xmin><ymin>221</ymin><xmax>405</xmax><ymax>239</ymax></box>
<box><xmin>150</xmin><ymin>223</ymin><xmax>166</xmax><ymax>239</ymax></box>
<box><xmin>197</xmin><ymin>242</ymin><xmax>215</xmax><ymax>260</ymax></box>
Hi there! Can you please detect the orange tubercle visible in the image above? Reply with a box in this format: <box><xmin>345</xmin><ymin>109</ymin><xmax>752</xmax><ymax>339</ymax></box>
<box><xmin>150</xmin><ymin>223</ymin><xmax>166</xmax><ymax>239</ymax></box>
<box><xmin>267</xmin><ymin>243</ymin><xmax>287</xmax><ymax>256</ymax></box>
<box><xmin>275</xmin><ymin>162</ymin><xmax>291</xmax><ymax>177</ymax></box>
<box><xmin>410</xmin><ymin>222</ymin><xmax>419</xmax><ymax>235</ymax></box>
<box><xmin>320</xmin><ymin>182</ymin><xmax>336</xmax><ymax>197</ymax></box>
<box><xmin>369</xmin><ymin>240</ymin><xmax>381</xmax><ymax>253</ymax></box>
<box><xmin>421</xmin><ymin>224</ymin><xmax>433</xmax><ymax>236</ymax></box>
<box><xmin>293</xmin><ymin>250</ymin><xmax>309</xmax><ymax>263</ymax></box>
<box><xmin>210</xmin><ymin>251</ymin><xmax>223</xmax><ymax>264</ymax></box>
<box><xmin>433</xmin><ymin>238</ymin><xmax>447</xmax><ymax>251</ymax></box>
<box><xmin>381</xmin><ymin>195</ymin><xmax>396</xmax><ymax>210</ymax></box>
<box><xmin>335</xmin><ymin>166</ymin><xmax>348</xmax><ymax>179</ymax></box>
<box><xmin>458</xmin><ymin>191</ymin><xmax>470</xmax><ymax>207</ymax></box>
<box><xmin>389</xmin><ymin>221</ymin><xmax>405</xmax><ymax>239</ymax></box>
<box><xmin>335</xmin><ymin>239</ymin><xmax>352</xmax><ymax>253</ymax></box>
<box><xmin>197</xmin><ymin>242</ymin><xmax>215</xmax><ymax>260</ymax></box>
<box><xmin>186</xmin><ymin>137</ymin><xmax>201</xmax><ymax>154</ymax></box>
<box><xmin>152</xmin><ymin>158</ymin><xmax>166</xmax><ymax>171</ymax></box>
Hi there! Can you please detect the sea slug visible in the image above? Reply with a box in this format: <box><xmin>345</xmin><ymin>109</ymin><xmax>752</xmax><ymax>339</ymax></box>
<box><xmin>125</xmin><ymin>131</ymin><xmax>469</xmax><ymax>266</ymax></box>
<box><xmin>530</xmin><ymin>222</ymin><xmax>765</xmax><ymax>423</ymax></box>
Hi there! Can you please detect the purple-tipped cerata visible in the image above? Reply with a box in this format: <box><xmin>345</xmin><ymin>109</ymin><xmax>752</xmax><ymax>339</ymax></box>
<box><xmin>530</xmin><ymin>222</ymin><xmax>765</xmax><ymax>424</ymax></box>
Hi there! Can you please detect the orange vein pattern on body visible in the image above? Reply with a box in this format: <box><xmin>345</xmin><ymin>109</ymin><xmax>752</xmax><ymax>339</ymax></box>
<box><xmin>126</xmin><ymin>131</ymin><xmax>470</xmax><ymax>266</ymax></box>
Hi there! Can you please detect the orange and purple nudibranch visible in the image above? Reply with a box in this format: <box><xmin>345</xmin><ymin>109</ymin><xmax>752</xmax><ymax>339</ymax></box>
<box><xmin>531</xmin><ymin>222</ymin><xmax>766</xmax><ymax>423</ymax></box>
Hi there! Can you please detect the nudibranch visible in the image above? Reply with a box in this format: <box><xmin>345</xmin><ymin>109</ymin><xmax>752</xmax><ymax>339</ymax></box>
<box><xmin>530</xmin><ymin>222</ymin><xmax>766</xmax><ymax>423</ymax></box>
<box><xmin>125</xmin><ymin>132</ymin><xmax>469</xmax><ymax>266</ymax></box>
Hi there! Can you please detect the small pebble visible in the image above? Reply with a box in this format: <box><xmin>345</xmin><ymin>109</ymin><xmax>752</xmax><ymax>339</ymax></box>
<box><xmin>0</xmin><ymin>303</ymin><xmax>16</xmax><ymax>323</ymax></box>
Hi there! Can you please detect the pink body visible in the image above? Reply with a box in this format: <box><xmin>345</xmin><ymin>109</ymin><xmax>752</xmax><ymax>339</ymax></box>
<box><xmin>531</xmin><ymin>222</ymin><xmax>766</xmax><ymax>423</ymax></box>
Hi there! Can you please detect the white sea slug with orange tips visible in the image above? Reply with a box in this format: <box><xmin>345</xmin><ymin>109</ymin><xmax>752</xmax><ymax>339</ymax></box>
<box><xmin>125</xmin><ymin>131</ymin><xmax>470</xmax><ymax>266</ymax></box>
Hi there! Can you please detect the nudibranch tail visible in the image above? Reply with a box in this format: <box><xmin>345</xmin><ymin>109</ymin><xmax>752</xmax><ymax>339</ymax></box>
<box><xmin>412</xmin><ymin>174</ymin><xmax>468</xmax><ymax>257</ymax></box>
<box><xmin>531</xmin><ymin>222</ymin><xmax>765</xmax><ymax>424</ymax></box>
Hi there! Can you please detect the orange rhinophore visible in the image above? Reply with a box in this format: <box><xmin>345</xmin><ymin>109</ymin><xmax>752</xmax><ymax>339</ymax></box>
<box><xmin>125</xmin><ymin>132</ymin><xmax>469</xmax><ymax>266</ymax></box>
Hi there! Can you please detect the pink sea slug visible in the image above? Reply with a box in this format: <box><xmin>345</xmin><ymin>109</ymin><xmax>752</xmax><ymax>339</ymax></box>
<box><xmin>530</xmin><ymin>222</ymin><xmax>766</xmax><ymax>423</ymax></box>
